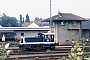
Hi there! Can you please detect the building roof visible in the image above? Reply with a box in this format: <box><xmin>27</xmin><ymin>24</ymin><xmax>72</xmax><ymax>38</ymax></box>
<box><xmin>82</xmin><ymin>20</ymin><xmax>90</xmax><ymax>29</ymax></box>
<box><xmin>22</xmin><ymin>21</ymin><xmax>49</xmax><ymax>27</ymax></box>
<box><xmin>0</xmin><ymin>30</ymin><xmax>14</xmax><ymax>32</ymax></box>
<box><xmin>28</xmin><ymin>22</ymin><xmax>39</xmax><ymax>28</ymax></box>
<box><xmin>43</xmin><ymin>12</ymin><xmax>87</xmax><ymax>22</ymax></box>
<box><xmin>0</xmin><ymin>27</ymin><xmax>49</xmax><ymax>30</ymax></box>
<box><xmin>22</xmin><ymin>22</ymin><xmax>33</xmax><ymax>27</ymax></box>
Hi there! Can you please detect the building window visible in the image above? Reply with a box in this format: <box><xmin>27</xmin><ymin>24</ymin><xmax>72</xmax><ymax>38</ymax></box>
<box><xmin>21</xmin><ymin>33</ymin><xmax>24</xmax><ymax>36</ymax></box>
<box><xmin>73</xmin><ymin>21</ymin><xmax>76</xmax><ymax>25</ymax></box>
<box><xmin>61</xmin><ymin>21</ymin><xmax>65</xmax><ymax>26</ymax></box>
<box><xmin>89</xmin><ymin>32</ymin><xmax>90</xmax><ymax>37</ymax></box>
<box><xmin>82</xmin><ymin>31</ymin><xmax>87</xmax><ymax>38</ymax></box>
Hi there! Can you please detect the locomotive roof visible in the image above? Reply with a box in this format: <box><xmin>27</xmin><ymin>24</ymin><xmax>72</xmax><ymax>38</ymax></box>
<box><xmin>43</xmin><ymin>33</ymin><xmax>55</xmax><ymax>35</ymax></box>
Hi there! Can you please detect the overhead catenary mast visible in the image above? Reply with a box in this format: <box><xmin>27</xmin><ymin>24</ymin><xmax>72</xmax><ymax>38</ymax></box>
<box><xmin>50</xmin><ymin>0</ymin><xmax>52</xmax><ymax>33</ymax></box>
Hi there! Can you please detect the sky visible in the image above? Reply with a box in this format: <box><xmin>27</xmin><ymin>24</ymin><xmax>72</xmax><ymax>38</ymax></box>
<box><xmin>0</xmin><ymin>0</ymin><xmax>90</xmax><ymax>21</ymax></box>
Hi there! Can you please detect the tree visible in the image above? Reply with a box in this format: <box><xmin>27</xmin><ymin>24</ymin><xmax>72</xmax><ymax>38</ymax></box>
<box><xmin>25</xmin><ymin>13</ymin><xmax>30</xmax><ymax>22</ymax></box>
<box><xmin>9</xmin><ymin>17</ymin><xmax>19</xmax><ymax>27</ymax></box>
<box><xmin>0</xmin><ymin>13</ymin><xmax>19</xmax><ymax>27</ymax></box>
<box><xmin>20</xmin><ymin>14</ymin><xmax>23</xmax><ymax>27</ymax></box>
<box><xmin>22</xmin><ymin>17</ymin><xmax>24</xmax><ymax>23</ymax></box>
<box><xmin>2</xmin><ymin>13</ymin><xmax>6</xmax><ymax>17</ymax></box>
<box><xmin>0</xmin><ymin>43</ymin><xmax>12</xmax><ymax>60</ymax></box>
<box><xmin>35</xmin><ymin>17</ymin><xmax>39</xmax><ymax>22</ymax></box>
<box><xmin>34</xmin><ymin>17</ymin><xmax>42</xmax><ymax>22</ymax></box>
<box><xmin>39</xmin><ymin>17</ymin><xmax>42</xmax><ymax>21</ymax></box>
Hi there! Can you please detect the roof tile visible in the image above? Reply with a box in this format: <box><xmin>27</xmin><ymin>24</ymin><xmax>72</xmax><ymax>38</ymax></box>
<box><xmin>43</xmin><ymin>12</ymin><xmax>87</xmax><ymax>22</ymax></box>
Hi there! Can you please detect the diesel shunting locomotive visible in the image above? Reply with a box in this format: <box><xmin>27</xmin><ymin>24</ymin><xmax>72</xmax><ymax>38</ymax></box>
<box><xmin>18</xmin><ymin>32</ymin><xmax>55</xmax><ymax>50</ymax></box>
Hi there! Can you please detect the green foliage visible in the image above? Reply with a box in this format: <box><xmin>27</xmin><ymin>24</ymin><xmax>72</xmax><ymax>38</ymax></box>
<box><xmin>19</xmin><ymin>14</ymin><xmax>24</xmax><ymax>27</ymax></box>
<box><xmin>46</xmin><ymin>49</ymin><xmax>51</xmax><ymax>52</ymax></box>
<box><xmin>39</xmin><ymin>17</ymin><xmax>42</xmax><ymax>20</ymax></box>
<box><xmin>0</xmin><ymin>42</ymin><xmax>13</xmax><ymax>60</ymax></box>
<box><xmin>22</xmin><ymin>17</ymin><xmax>24</xmax><ymax>23</ymax></box>
<box><xmin>25</xmin><ymin>13</ymin><xmax>30</xmax><ymax>22</ymax></box>
<box><xmin>35</xmin><ymin>17</ymin><xmax>39</xmax><ymax>22</ymax></box>
<box><xmin>65</xmin><ymin>23</ymin><xmax>90</xmax><ymax>60</ymax></box>
<box><xmin>34</xmin><ymin>17</ymin><xmax>42</xmax><ymax>22</ymax></box>
<box><xmin>66</xmin><ymin>23</ymin><xmax>77</xmax><ymax>43</ymax></box>
<box><xmin>0</xmin><ymin>13</ymin><xmax>19</xmax><ymax>27</ymax></box>
<box><xmin>19</xmin><ymin>14</ymin><xmax>23</xmax><ymax>27</ymax></box>
<box><xmin>81</xmin><ymin>36</ymin><xmax>86</xmax><ymax>51</ymax></box>
<box><xmin>8</xmin><ymin>41</ymin><xmax>13</xmax><ymax>46</ymax></box>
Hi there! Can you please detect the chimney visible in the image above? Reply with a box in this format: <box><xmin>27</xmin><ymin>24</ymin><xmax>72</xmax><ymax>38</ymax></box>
<box><xmin>58</xmin><ymin>11</ymin><xmax>62</xmax><ymax>17</ymax></box>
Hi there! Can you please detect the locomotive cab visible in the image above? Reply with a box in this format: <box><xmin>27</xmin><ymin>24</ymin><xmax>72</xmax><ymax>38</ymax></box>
<box><xmin>42</xmin><ymin>33</ymin><xmax>55</xmax><ymax>49</ymax></box>
<box><xmin>42</xmin><ymin>33</ymin><xmax>54</xmax><ymax>42</ymax></box>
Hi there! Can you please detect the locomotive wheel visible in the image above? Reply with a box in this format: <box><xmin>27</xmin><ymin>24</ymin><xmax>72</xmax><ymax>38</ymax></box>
<box><xmin>19</xmin><ymin>46</ymin><xmax>25</xmax><ymax>50</ymax></box>
<box><xmin>22</xmin><ymin>47</ymin><xmax>26</xmax><ymax>50</ymax></box>
<box><xmin>19</xmin><ymin>47</ymin><xmax>22</xmax><ymax>50</ymax></box>
<box><xmin>19</xmin><ymin>45</ymin><xmax>23</xmax><ymax>50</ymax></box>
<box><xmin>50</xmin><ymin>46</ymin><xmax>55</xmax><ymax>49</ymax></box>
<box><xmin>44</xmin><ymin>47</ymin><xmax>50</xmax><ymax>50</ymax></box>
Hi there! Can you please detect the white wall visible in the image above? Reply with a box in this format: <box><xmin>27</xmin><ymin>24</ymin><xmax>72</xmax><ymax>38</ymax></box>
<box><xmin>14</xmin><ymin>30</ymin><xmax>48</xmax><ymax>39</ymax></box>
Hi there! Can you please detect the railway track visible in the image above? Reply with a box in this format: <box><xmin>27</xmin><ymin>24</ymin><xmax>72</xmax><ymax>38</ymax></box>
<box><xmin>7</xmin><ymin>51</ymin><xmax>89</xmax><ymax>60</ymax></box>
<box><xmin>6</xmin><ymin>46</ymin><xmax>70</xmax><ymax>60</ymax></box>
<box><xmin>7</xmin><ymin>46</ymin><xmax>90</xmax><ymax>53</ymax></box>
<box><xmin>7</xmin><ymin>46</ymin><xmax>71</xmax><ymax>50</ymax></box>
<box><xmin>8</xmin><ymin>47</ymin><xmax>71</xmax><ymax>56</ymax></box>
<box><xmin>10</xmin><ymin>50</ymin><xmax>70</xmax><ymax>55</ymax></box>
<box><xmin>8</xmin><ymin>52</ymin><xmax>70</xmax><ymax>59</ymax></box>
<box><xmin>5</xmin><ymin>46</ymin><xmax>90</xmax><ymax>60</ymax></box>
